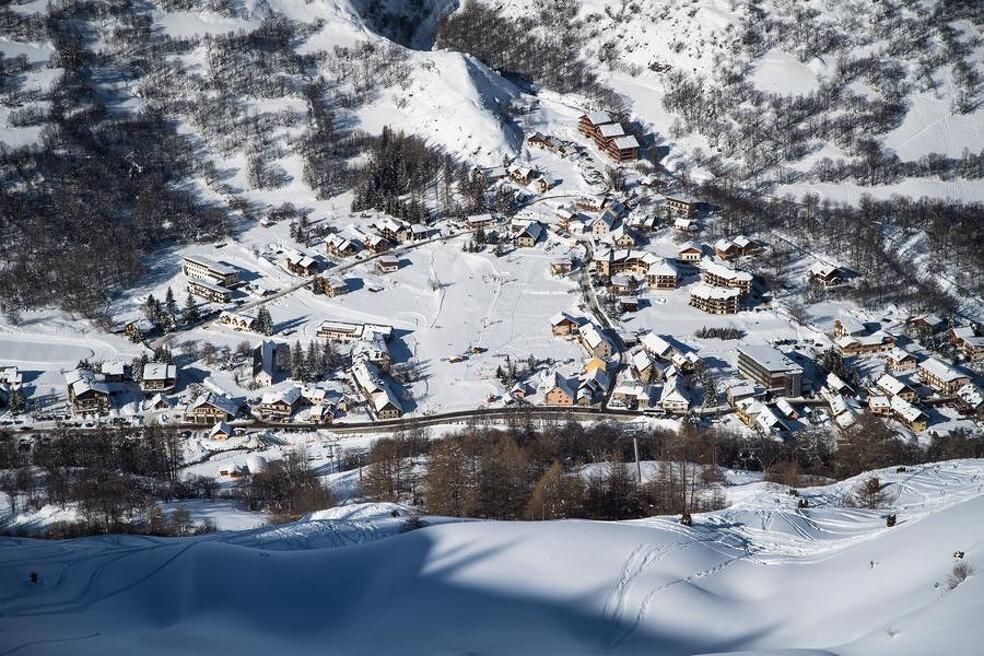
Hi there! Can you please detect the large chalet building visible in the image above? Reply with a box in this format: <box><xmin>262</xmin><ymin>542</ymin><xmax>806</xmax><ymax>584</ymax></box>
<box><xmin>577</xmin><ymin>112</ymin><xmax>640</xmax><ymax>162</ymax></box>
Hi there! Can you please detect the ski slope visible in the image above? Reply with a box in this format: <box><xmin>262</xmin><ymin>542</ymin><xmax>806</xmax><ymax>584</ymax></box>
<box><xmin>2</xmin><ymin>461</ymin><xmax>982</xmax><ymax>655</ymax></box>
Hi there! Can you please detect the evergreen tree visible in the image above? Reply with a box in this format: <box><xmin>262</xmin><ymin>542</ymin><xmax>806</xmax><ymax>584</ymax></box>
<box><xmin>291</xmin><ymin>340</ymin><xmax>304</xmax><ymax>380</ymax></box>
<box><xmin>256</xmin><ymin>307</ymin><xmax>274</xmax><ymax>336</ymax></box>
<box><xmin>164</xmin><ymin>287</ymin><xmax>178</xmax><ymax>324</ymax></box>
<box><xmin>182</xmin><ymin>293</ymin><xmax>200</xmax><ymax>324</ymax></box>
<box><xmin>304</xmin><ymin>342</ymin><xmax>319</xmax><ymax>382</ymax></box>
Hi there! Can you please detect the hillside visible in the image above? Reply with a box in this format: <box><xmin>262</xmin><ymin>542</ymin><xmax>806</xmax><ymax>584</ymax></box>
<box><xmin>2</xmin><ymin>460</ymin><xmax>982</xmax><ymax>655</ymax></box>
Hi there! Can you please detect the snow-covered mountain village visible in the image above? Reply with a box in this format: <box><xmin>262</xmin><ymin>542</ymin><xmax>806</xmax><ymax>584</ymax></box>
<box><xmin>0</xmin><ymin>0</ymin><xmax>982</xmax><ymax>653</ymax></box>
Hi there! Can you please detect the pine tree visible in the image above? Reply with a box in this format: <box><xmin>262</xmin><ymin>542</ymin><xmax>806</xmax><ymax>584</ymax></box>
<box><xmin>304</xmin><ymin>341</ymin><xmax>319</xmax><ymax>382</ymax></box>
<box><xmin>257</xmin><ymin>307</ymin><xmax>274</xmax><ymax>336</ymax></box>
<box><xmin>145</xmin><ymin>294</ymin><xmax>159</xmax><ymax>326</ymax></box>
<box><xmin>164</xmin><ymin>287</ymin><xmax>178</xmax><ymax>324</ymax></box>
<box><xmin>291</xmin><ymin>340</ymin><xmax>304</xmax><ymax>380</ymax></box>
<box><xmin>320</xmin><ymin>340</ymin><xmax>334</xmax><ymax>373</ymax></box>
<box><xmin>182</xmin><ymin>293</ymin><xmax>200</xmax><ymax>324</ymax></box>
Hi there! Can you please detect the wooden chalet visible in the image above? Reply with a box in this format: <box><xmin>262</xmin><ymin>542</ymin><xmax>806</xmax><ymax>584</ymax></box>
<box><xmin>313</xmin><ymin>275</ymin><xmax>348</xmax><ymax>297</ymax></box>
<box><xmin>285</xmin><ymin>253</ymin><xmax>319</xmax><ymax>277</ymax></box>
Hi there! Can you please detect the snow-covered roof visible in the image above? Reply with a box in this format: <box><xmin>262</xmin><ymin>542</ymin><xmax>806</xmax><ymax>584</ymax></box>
<box><xmin>143</xmin><ymin>363</ymin><xmax>176</xmax><ymax>381</ymax></box>
<box><xmin>691</xmin><ymin>284</ymin><xmax>741</xmax><ymax>301</ymax></box>
<box><xmin>826</xmin><ymin>372</ymin><xmax>851</xmax><ymax>392</ymax></box>
<box><xmin>660</xmin><ymin>377</ymin><xmax>689</xmax><ymax>406</ymax></box>
<box><xmin>919</xmin><ymin>358</ymin><xmax>967</xmax><ymax>383</ymax></box>
<box><xmin>704</xmin><ymin>261</ymin><xmax>753</xmax><ymax>283</ymax></box>
<box><xmin>648</xmin><ymin>259</ymin><xmax>678</xmax><ymax>277</ymax></box>
<box><xmin>834</xmin><ymin>315</ymin><xmax>866</xmax><ymax>335</ymax></box>
<box><xmin>890</xmin><ymin>395</ymin><xmax>926</xmax><ymax>424</ymax></box>
<box><xmin>102</xmin><ymin>361</ymin><xmax>126</xmax><ymax>377</ymax></box>
<box><xmin>598</xmin><ymin>123</ymin><xmax>625</xmax><ymax>138</ymax></box>
<box><xmin>612</xmin><ymin>135</ymin><xmax>640</xmax><ymax>150</ymax></box>
<box><xmin>737</xmin><ymin>344</ymin><xmax>802</xmax><ymax>374</ymax></box>
<box><xmin>191</xmin><ymin>393</ymin><xmax>240</xmax><ymax>416</ymax></box>
<box><xmin>584</xmin><ymin>111</ymin><xmax>613</xmax><ymax>125</ymax></box>
<box><xmin>580</xmin><ymin>323</ymin><xmax>611</xmax><ymax>350</ymax></box>
<box><xmin>184</xmin><ymin>254</ymin><xmax>237</xmax><ymax>276</ymax></box>
<box><xmin>886</xmin><ymin>347</ymin><xmax>917</xmax><ymax>364</ymax></box>
<box><xmin>809</xmin><ymin>262</ymin><xmax>840</xmax><ymax>278</ymax></box>
<box><xmin>877</xmin><ymin>374</ymin><xmax>910</xmax><ymax>397</ymax></box>
<box><xmin>957</xmin><ymin>383</ymin><xmax>983</xmax><ymax>409</ymax></box>
<box><xmin>260</xmin><ymin>386</ymin><xmax>302</xmax><ymax>407</ymax></box>
<box><xmin>550</xmin><ymin>372</ymin><xmax>577</xmax><ymax>400</ymax></box>
<box><xmin>209</xmin><ymin>421</ymin><xmax>232</xmax><ymax>438</ymax></box>
<box><xmin>641</xmin><ymin>333</ymin><xmax>674</xmax><ymax>357</ymax></box>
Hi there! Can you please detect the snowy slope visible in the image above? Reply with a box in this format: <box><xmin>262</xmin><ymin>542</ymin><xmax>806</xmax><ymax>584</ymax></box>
<box><xmin>2</xmin><ymin>461</ymin><xmax>983</xmax><ymax>655</ymax></box>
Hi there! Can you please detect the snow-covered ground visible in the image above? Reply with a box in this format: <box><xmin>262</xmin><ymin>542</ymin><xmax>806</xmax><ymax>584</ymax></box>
<box><xmin>2</xmin><ymin>460</ymin><xmax>983</xmax><ymax>655</ymax></box>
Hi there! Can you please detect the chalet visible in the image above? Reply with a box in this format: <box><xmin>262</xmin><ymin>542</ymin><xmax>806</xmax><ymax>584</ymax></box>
<box><xmin>545</xmin><ymin>373</ymin><xmax>577</xmax><ymax>406</ymax></box>
<box><xmin>187</xmin><ymin>393</ymin><xmax>240</xmax><ymax>425</ymax></box>
<box><xmin>826</xmin><ymin>372</ymin><xmax>855</xmax><ymax>397</ymax></box>
<box><xmin>364</xmin><ymin>233</ymin><xmax>392</xmax><ymax>254</ymax></box>
<box><xmin>410</xmin><ymin>225</ymin><xmax>430</xmax><ymax>241</ymax></box>
<box><xmin>610</xmin><ymin>275</ymin><xmax>637</xmax><ymax>297</ymax></box>
<box><xmin>527</xmin><ymin>132</ymin><xmax>552</xmax><ymax>150</ymax></box>
<box><xmin>630</xmin><ymin>349</ymin><xmax>658</xmax><ymax>383</ymax></box>
<box><xmin>252</xmin><ymin>340</ymin><xmax>288</xmax><ymax>387</ymax></box>
<box><xmin>552</xmin><ymin>207</ymin><xmax>577</xmax><ymax>230</ymax></box>
<box><xmin>608</xmin><ymin>226</ymin><xmax>635</xmax><ymax>249</ymax></box>
<box><xmin>690</xmin><ymin>285</ymin><xmax>740</xmax><ymax>315</ymax></box>
<box><xmin>577</xmin><ymin>368</ymin><xmax>610</xmax><ymax>406</ymax></box>
<box><xmin>353</xmin><ymin>335</ymin><xmax>391</xmax><ymax>366</ymax></box>
<box><xmin>702</xmin><ymin>261</ymin><xmax>753</xmax><ymax>296</ymax></box>
<box><xmin>285</xmin><ymin>253</ymin><xmax>319</xmax><ymax>277</ymax></box>
<box><xmin>869</xmin><ymin>395</ymin><xmax>892</xmax><ymax>417</ymax></box>
<box><xmin>832</xmin><ymin>315</ymin><xmax>866</xmax><ymax>338</ymax></box>
<box><xmin>659</xmin><ymin>377</ymin><xmax>691</xmax><ymax>414</ymax></box>
<box><xmin>956</xmin><ymin>383</ymin><xmax>983</xmax><ymax>414</ymax></box>
<box><xmin>736</xmin><ymin>344</ymin><xmax>803</xmax><ymax>397</ymax></box>
<box><xmin>313</xmin><ymin>276</ymin><xmax>348</xmax><ymax>297</ymax></box>
<box><xmin>578</xmin><ymin>112</ymin><xmax>614</xmax><ymax>140</ymax></box>
<box><xmin>775</xmin><ymin>398</ymin><xmax>799</xmax><ymax>420</ymax></box>
<box><xmin>142</xmin><ymin>363</ymin><xmax>177</xmax><ymax>393</ymax></box>
<box><xmin>209</xmin><ymin>421</ymin><xmax>233</xmax><ymax>440</ymax></box>
<box><xmin>677</xmin><ymin>243</ymin><xmax>703</xmax><ymax>263</ymax></box>
<box><xmin>618</xmin><ymin>296</ymin><xmax>639</xmax><ymax>313</ymax></box>
<box><xmin>808</xmin><ymin>262</ymin><xmax>843</xmax><ymax>287</ymax></box>
<box><xmin>836</xmin><ymin>332</ymin><xmax>895</xmax><ymax>357</ymax></box>
<box><xmin>183</xmin><ymin>255</ymin><xmax>240</xmax><ymax>287</ymax></box>
<box><xmin>889</xmin><ymin>395</ymin><xmax>928</xmax><ymax>432</ymax></box>
<box><xmin>673</xmin><ymin>218</ymin><xmax>698</xmax><ymax>232</ymax></box>
<box><xmin>885</xmin><ymin>347</ymin><xmax>919</xmax><ymax>373</ymax></box>
<box><xmin>509</xmin><ymin>165</ymin><xmax>541</xmax><ymax>187</ymax></box>
<box><xmin>509</xmin><ymin>381</ymin><xmax>534</xmax><ymax>401</ymax></box>
<box><xmin>101</xmin><ymin>361</ymin><xmax>127</xmax><ymax>383</ymax></box>
<box><xmin>918</xmin><ymin>358</ymin><xmax>970</xmax><ymax>395</ymax></box>
<box><xmin>606</xmin><ymin>135</ymin><xmax>640</xmax><ymax>162</ymax></box>
<box><xmin>877</xmin><ymin>374</ymin><xmax>917</xmax><ymax>402</ymax></box>
<box><xmin>907</xmin><ymin>314</ymin><xmax>944</xmax><ymax>337</ymax></box>
<box><xmin>713</xmin><ymin>239</ymin><xmax>740</xmax><ymax>261</ymax></box>
<box><xmin>550</xmin><ymin>258</ymin><xmax>574</xmax><ymax>276</ymax></box>
<box><xmin>351</xmin><ymin>360</ymin><xmax>403</xmax><ymax>420</ymax></box>
<box><xmin>255</xmin><ymin>386</ymin><xmax>303</xmax><ymax>420</ymax></box>
<box><xmin>641</xmin><ymin>332</ymin><xmax>674</xmax><ymax>359</ymax></box>
<box><xmin>375</xmin><ymin>256</ymin><xmax>400</xmax><ymax>274</ymax></box>
<box><xmin>593</xmin><ymin>248</ymin><xmax>663</xmax><ymax>278</ymax></box>
<box><xmin>325</xmin><ymin>234</ymin><xmax>361</xmax><ymax>258</ymax></box>
<box><xmin>467</xmin><ymin>213</ymin><xmax>497</xmax><ymax>230</ymax></box>
<box><xmin>186</xmin><ymin>279</ymin><xmax>232</xmax><ymax>304</ymax></box>
<box><xmin>550</xmin><ymin>312</ymin><xmax>583</xmax><ymax>337</ymax></box>
<box><xmin>664</xmin><ymin>194</ymin><xmax>699</xmax><ymax>217</ymax></box>
<box><xmin>514</xmin><ymin>221</ymin><xmax>544</xmax><ymax>248</ymax></box>
<box><xmin>591</xmin><ymin>212</ymin><xmax>616</xmax><ymax>236</ymax></box>
<box><xmin>647</xmin><ymin>260</ymin><xmax>679</xmax><ymax>289</ymax></box>
<box><xmin>611</xmin><ymin>381</ymin><xmax>646</xmax><ymax>410</ymax></box>
<box><xmin>736</xmin><ymin>399</ymin><xmax>788</xmax><ymax>434</ymax></box>
<box><xmin>219</xmin><ymin>311</ymin><xmax>258</xmax><ymax>332</ymax></box>
<box><xmin>373</xmin><ymin>217</ymin><xmax>411</xmax><ymax>243</ymax></box>
<box><xmin>65</xmin><ymin>369</ymin><xmax>111</xmax><ymax>414</ymax></box>
<box><xmin>732</xmin><ymin>235</ymin><xmax>759</xmax><ymax>256</ymax></box>
<box><xmin>144</xmin><ymin>393</ymin><xmax>171</xmax><ymax>412</ymax></box>
<box><xmin>950</xmin><ymin>327</ymin><xmax>984</xmax><ymax>362</ymax></box>
<box><xmin>578</xmin><ymin>323</ymin><xmax>615</xmax><ymax>359</ymax></box>
<box><xmin>726</xmin><ymin>383</ymin><xmax>758</xmax><ymax>407</ymax></box>
<box><xmin>125</xmin><ymin>319</ymin><xmax>154</xmax><ymax>342</ymax></box>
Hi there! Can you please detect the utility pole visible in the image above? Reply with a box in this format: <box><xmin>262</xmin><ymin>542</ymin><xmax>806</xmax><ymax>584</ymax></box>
<box><xmin>633</xmin><ymin>435</ymin><xmax>642</xmax><ymax>483</ymax></box>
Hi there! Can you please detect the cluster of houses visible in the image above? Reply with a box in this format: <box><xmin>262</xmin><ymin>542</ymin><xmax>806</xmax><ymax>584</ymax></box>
<box><xmin>324</xmin><ymin>217</ymin><xmax>429</xmax><ymax>261</ymax></box>
<box><xmin>64</xmin><ymin>361</ymin><xmax>177</xmax><ymax>415</ymax></box>
<box><xmin>577</xmin><ymin>112</ymin><xmax>641</xmax><ymax>162</ymax></box>
<box><xmin>689</xmin><ymin>261</ymin><xmax>754</xmax><ymax>315</ymax></box>
<box><xmin>722</xmin><ymin>330</ymin><xmax>983</xmax><ymax>435</ymax></box>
